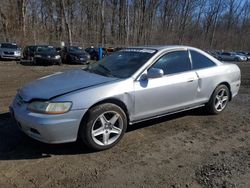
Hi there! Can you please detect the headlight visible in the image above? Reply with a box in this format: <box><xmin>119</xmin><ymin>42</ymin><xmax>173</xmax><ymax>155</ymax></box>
<box><xmin>55</xmin><ymin>55</ymin><xmax>61</xmax><ymax>59</ymax></box>
<box><xmin>35</xmin><ymin>54</ymin><xmax>42</xmax><ymax>58</ymax></box>
<box><xmin>28</xmin><ymin>101</ymin><xmax>72</xmax><ymax>114</ymax></box>
<box><xmin>14</xmin><ymin>51</ymin><xmax>21</xmax><ymax>55</ymax></box>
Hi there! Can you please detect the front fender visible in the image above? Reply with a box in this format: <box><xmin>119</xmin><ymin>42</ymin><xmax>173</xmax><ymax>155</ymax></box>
<box><xmin>53</xmin><ymin>79</ymin><xmax>135</xmax><ymax>115</ymax></box>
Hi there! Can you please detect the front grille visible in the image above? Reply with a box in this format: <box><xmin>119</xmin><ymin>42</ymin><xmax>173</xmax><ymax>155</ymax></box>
<box><xmin>4</xmin><ymin>51</ymin><xmax>14</xmax><ymax>55</ymax></box>
<box><xmin>30</xmin><ymin>128</ymin><xmax>40</xmax><ymax>135</ymax></box>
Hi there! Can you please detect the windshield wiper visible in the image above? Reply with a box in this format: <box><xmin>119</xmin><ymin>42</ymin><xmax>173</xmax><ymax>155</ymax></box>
<box><xmin>82</xmin><ymin>64</ymin><xmax>114</xmax><ymax>77</ymax></box>
<box><xmin>98</xmin><ymin>64</ymin><xmax>114</xmax><ymax>77</ymax></box>
<box><xmin>82</xmin><ymin>64</ymin><xmax>115</xmax><ymax>77</ymax></box>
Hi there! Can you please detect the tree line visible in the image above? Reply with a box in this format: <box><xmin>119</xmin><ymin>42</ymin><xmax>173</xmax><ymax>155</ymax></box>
<box><xmin>0</xmin><ymin>0</ymin><xmax>249</xmax><ymax>51</ymax></box>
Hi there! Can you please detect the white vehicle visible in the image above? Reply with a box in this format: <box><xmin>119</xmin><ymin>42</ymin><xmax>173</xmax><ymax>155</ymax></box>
<box><xmin>10</xmin><ymin>46</ymin><xmax>241</xmax><ymax>150</ymax></box>
<box><xmin>0</xmin><ymin>43</ymin><xmax>21</xmax><ymax>60</ymax></box>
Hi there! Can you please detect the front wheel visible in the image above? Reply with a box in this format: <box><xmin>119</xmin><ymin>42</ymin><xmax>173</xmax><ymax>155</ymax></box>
<box><xmin>57</xmin><ymin>60</ymin><xmax>62</xmax><ymax>66</ymax></box>
<box><xmin>33</xmin><ymin>58</ymin><xmax>37</xmax><ymax>65</ymax></box>
<box><xmin>234</xmin><ymin>57</ymin><xmax>239</xmax><ymax>62</ymax></box>
<box><xmin>205</xmin><ymin>85</ymin><xmax>230</xmax><ymax>114</ymax></box>
<box><xmin>80</xmin><ymin>103</ymin><xmax>127</xmax><ymax>151</ymax></box>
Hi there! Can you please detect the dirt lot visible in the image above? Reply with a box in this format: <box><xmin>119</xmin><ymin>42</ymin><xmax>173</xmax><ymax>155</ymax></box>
<box><xmin>0</xmin><ymin>61</ymin><xmax>249</xmax><ymax>188</ymax></box>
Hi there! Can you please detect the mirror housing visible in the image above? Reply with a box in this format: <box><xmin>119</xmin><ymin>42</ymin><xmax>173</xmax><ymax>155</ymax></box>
<box><xmin>147</xmin><ymin>68</ymin><xmax>164</xmax><ymax>78</ymax></box>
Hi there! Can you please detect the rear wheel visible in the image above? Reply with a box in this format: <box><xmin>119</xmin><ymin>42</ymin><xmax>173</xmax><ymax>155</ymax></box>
<box><xmin>80</xmin><ymin>103</ymin><xmax>127</xmax><ymax>151</ymax></box>
<box><xmin>205</xmin><ymin>85</ymin><xmax>230</xmax><ymax>114</ymax></box>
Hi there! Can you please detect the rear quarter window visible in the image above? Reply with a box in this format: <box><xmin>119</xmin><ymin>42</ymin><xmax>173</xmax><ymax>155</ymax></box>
<box><xmin>190</xmin><ymin>50</ymin><xmax>216</xmax><ymax>69</ymax></box>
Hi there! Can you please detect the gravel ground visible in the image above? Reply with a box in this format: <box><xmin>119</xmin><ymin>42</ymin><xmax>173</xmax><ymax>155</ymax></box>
<box><xmin>0</xmin><ymin>60</ymin><xmax>249</xmax><ymax>188</ymax></box>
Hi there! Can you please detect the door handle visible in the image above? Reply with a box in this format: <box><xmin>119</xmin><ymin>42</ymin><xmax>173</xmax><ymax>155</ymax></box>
<box><xmin>187</xmin><ymin>78</ymin><xmax>194</xmax><ymax>82</ymax></box>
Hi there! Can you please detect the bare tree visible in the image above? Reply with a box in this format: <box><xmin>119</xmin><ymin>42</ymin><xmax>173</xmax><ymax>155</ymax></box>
<box><xmin>60</xmin><ymin>0</ymin><xmax>72</xmax><ymax>45</ymax></box>
<box><xmin>0</xmin><ymin>0</ymin><xmax>249</xmax><ymax>50</ymax></box>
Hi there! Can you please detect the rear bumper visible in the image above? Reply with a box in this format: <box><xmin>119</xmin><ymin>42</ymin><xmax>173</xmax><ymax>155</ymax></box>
<box><xmin>10</xmin><ymin>102</ymin><xmax>87</xmax><ymax>144</ymax></box>
<box><xmin>230</xmin><ymin>80</ymin><xmax>241</xmax><ymax>98</ymax></box>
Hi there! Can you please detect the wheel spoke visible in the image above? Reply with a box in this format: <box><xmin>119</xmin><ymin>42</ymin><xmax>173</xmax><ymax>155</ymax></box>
<box><xmin>215</xmin><ymin>101</ymin><xmax>221</xmax><ymax>109</ymax></box>
<box><xmin>99</xmin><ymin>114</ymin><xmax>108</xmax><ymax>126</ymax></box>
<box><xmin>219</xmin><ymin>89</ymin><xmax>225</xmax><ymax>97</ymax></box>
<box><xmin>110</xmin><ymin>126</ymin><xmax>122</xmax><ymax>134</ymax></box>
<box><xmin>222</xmin><ymin>96</ymin><xmax>228</xmax><ymax>102</ymax></box>
<box><xmin>109</xmin><ymin>114</ymin><xmax>119</xmax><ymax>125</ymax></box>
<box><xmin>103</xmin><ymin>132</ymin><xmax>110</xmax><ymax>145</ymax></box>
<box><xmin>216</xmin><ymin>95</ymin><xmax>220</xmax><ymax>101</ymax></box>
<box><xmin>92</xmin><ymin>127</ymin><xmax>104</xmax><ymax>137</ymax></box>
<box><xmin>219</xmin><ymin>103</ymin><xmax>223</xmax><ymax>109</ymax></box>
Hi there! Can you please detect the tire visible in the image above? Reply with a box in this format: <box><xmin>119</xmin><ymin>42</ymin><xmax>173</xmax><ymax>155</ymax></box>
<box><xmin>57</xmin><ymin>60</ymin><xmax>62</xmax><ymax>66</ymax></box>
<box><xmin>66</xmin><ymin>56</ymin><xmax>71</xmax><ymax>64</ymax></box>
<box><xmin>205</xmin><ymin>85</ymin><xmax>230</xmax><ymax>115</ymax></box>
<box><xmin>62</xmin><ymin>57</ymin><xmax>66</xmax><ymax>64</ymax></box>
<box><xmin>33</xmin><ymin>58</ymin><xmax>37</xmax><ymax>65</ymax></box>
<box><xmin>80</xmin><ymin>103</ymin><xmax>127</xmax><ymax>151</ymax></box>
<box><xmin>234</xmin><ymin>57</ymin><xmax>239</xmax><ymax>62</ymax></box>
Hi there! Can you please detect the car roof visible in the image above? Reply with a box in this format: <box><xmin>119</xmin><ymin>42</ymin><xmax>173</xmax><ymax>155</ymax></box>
<box><xmin>127</xmin><ymin>45</ymin><xmax>200</xmax><ymax>51</ymax></box>
<box><xmin>37</xmin><ymin>45</ymin><xmax>55</xmax><ymax>48</ymax></box>
<box><xmin>66</xmin><ymin>46</ymin><xmax>83</xmax><ymax>49</ymax></box>
<box><xmin>0</xmin><ymin>42</ymin><xmax>17</xmax><ymax>45</ymax></box>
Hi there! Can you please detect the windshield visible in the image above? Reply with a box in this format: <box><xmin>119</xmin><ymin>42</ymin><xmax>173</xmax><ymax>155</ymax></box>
<box><xmin>28</xmin><ymin>46</ymin><xmax>38</xmax><ymax>52</ymax></box>
<box><xmin>85</xmin><ymin>48</ymin><xmax>157</xmax><ymax>78</ymax></box>
<box><xmin>36</xmin><ymin>46</ymin><xmax>56</xmax><ymax>53</ymax></box>
<box><xmin>0</xmin><ymin>43</ymin><xmax>18</xmax><ymax>49</ymax></box>
<box><xmin>68</xmin><ymin>46</ymin><xmax>84</xmax><ymax>53</ymax></box>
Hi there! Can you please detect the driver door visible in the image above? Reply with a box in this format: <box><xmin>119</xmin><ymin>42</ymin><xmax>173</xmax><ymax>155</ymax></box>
<box><xmin>133</xmin><ymin>50</ymin><xmax>199</xmax><ymax>121</ymax></box>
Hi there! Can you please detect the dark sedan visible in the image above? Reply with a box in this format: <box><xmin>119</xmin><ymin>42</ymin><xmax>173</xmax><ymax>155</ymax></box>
<box><xmin>34</xmin><ymin>46</ymin><xmax>62</xmax><ymax>65</ymax></box>
<box><xmin>23</xmin><ymin>45</ymin><xmax>39</xmax><ymax>60</ymax></box>
<box><xmin>61</xmin><ymin>46</ymin><xmax>90</xmax><ymax>64</ymax></box>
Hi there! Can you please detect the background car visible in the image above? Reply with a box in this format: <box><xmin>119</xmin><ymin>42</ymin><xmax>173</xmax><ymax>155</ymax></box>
<box><xmin>23</xmin><ymin>45</ymin><xmax>39</xmax><ymax>60</ymax></box>
<box><xmin>10</xmin><ymin>46</ymin><xmax>241</xmax><ymax>151</ymax></box>
<box><xmin>205</xmin><ymin>50</ymin><xmax>219</xmax><ymax>59</ymax></box>
<box><xmin>34</xmin><ymin>45</ymin><xmax>62</xmax><ymax>65</ymax></box>
<box><xmin>237</xmin><ymin>51</ymin><xmax>250</xmax><ymax>61</ymax></box>
<box><xmin>0</xmin><ymin>43</ymin><xmax>21</xmax><ymax>60</ymax></box>
<box><xmin>218</xmin><ymin>52</ymin><xmax>247</xmax><ymax>62</ymax></box>
<box><xmin>61</xmin><ymin>46</ymin><xmax>90</xmax><ymax>64</ymax></box>
<box><xmin>85</xmin><ymin>47</ymin><xmax>107</xmax><ymax>60</ymax></box>
<box><xmin>246</xmin><ymin>52</ymin><xmax>250</xmax><ymax>61</ymax></box>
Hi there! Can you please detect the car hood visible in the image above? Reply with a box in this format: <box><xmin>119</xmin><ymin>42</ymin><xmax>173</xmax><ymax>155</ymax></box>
<box><xmin>19</xmin><ymin>69</ymin><xmax>118</xmax><ymax>102</ymax></box>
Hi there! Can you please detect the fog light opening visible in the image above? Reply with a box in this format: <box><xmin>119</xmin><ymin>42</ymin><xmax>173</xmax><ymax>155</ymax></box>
<box><xmin>30</xmin><ymin>128</ymin><xmax>40</xmax><ymax>135</ymax></box>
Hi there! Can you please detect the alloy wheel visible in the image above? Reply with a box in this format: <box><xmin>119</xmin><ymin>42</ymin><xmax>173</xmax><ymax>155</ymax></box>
<box><xmin>214</xmin><ymin>88</ymin><xmax>229</xmax><ymax>112</ymax></box>
<box><xmin>91</xmin><ymin>111</ymin><xmax>123</xmax><ymax>146</ymax></box>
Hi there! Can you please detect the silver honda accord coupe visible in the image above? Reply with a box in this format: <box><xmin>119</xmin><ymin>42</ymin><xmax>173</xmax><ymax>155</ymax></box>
<box><xmin>10</xmin><ymin>46</ymin><xmax>241</xmax><ymax>150</ymax></box>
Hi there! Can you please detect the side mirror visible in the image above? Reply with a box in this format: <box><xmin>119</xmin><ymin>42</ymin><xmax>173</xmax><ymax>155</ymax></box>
<box><xmin>147</xmin><ymin>68</ymin><xmax>164</xmax><ymax>78</ymax></box>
